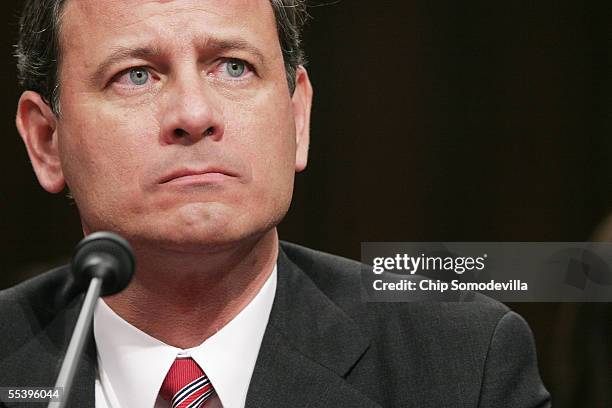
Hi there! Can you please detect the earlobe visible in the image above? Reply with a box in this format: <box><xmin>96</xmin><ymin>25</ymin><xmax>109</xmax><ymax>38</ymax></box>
<box><xmin>291</xmin><ymin>66</ymin><xmax>313</xmax><ymax>173</ymax></box>
<box><xmin>15</xmin><ymin>91</ymin><xmax>65</xmax><ymax>193</ymax></box>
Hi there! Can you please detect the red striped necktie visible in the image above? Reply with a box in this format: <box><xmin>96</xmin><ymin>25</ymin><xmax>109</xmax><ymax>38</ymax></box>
<box><xmin>160</xmin><ymin>357</ymin><xmax>216</xmax><ymax>408</ymax></box>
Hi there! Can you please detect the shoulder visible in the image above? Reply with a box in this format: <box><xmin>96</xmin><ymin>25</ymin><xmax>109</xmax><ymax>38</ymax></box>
<box><xmin>279</xmin><ymin>240</ymin><xmax>514</xmax><ymax>347</ymax></box>
<box><xmin>0</xmin><ymin>264</ymin><xmax>71</xmax><ymax>306</ymax></box>
<box><xmin>0</xmin><ymin>265</ymin><xmax>73</xmax><ymax>344</ymax></box>
<box><xmin>280</xmin><ymin>242</ymin><xmax>549</xmax><ymax>405</ymax></box>
<box><xmin>280</xmin><ymin>240</ymin><xmax>510</xmax><ymax>313</ymax></box>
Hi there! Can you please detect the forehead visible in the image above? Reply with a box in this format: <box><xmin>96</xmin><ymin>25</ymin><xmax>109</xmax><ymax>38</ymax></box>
<box><xmin>59</xmin><ymin>0</ymin><xmax>279</xmax><ymax>56</ymax></box>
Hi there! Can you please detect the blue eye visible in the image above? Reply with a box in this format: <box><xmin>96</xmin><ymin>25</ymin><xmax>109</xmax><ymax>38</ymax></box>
<box><xmin>129</xmin><ymin>68</ymin><xmax>149</xmax><ymax>85</ymax></box>
<box><xmin>226</xmin><ymin>60</ymin><xmax>246</xmax><ymax>78</ymax></box>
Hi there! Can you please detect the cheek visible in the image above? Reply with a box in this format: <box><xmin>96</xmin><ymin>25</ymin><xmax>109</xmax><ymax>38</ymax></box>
<box><xmin>58</xmin><ymin>103</ymin><xmax>157</xmax><ymax>206</ymax></box>
<box><xmin>235</xmin><ymin>93</ymin><xmax>296</xmax><ymax>161</ymax></box>
<box><xmin>239</xmin><ymin>104</ymin><xmax>297</xmax><ymax>211</ymax></box>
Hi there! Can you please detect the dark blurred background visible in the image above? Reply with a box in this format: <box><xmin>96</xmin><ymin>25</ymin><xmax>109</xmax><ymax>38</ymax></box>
<box><xmin>1</xmin><ymin>1</ymin><xmax>611</xmax><ymax>406</ymax></box>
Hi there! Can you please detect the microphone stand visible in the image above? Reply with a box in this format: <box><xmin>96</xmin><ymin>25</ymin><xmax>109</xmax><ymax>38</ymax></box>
<box><xmin>48</xmin><ymin>277</ymin><xmax>103</xmax><ymax>408</ymax></box>
<box><xmin>47</xmin><ymin>232</ymin><xmax>135</xmax><ymax>408</ymax></box>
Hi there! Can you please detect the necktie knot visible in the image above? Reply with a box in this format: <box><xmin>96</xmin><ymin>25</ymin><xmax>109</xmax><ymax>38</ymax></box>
<box><xmin>160</xmin><ymin>357</ymin><xmax>215</xmax><ymax>408</ymax></box>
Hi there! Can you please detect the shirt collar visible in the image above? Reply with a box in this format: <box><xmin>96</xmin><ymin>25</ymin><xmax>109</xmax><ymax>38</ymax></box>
<box><xmin>93</xmin><ymin>265</ymin><xmax>277</xmax><ymax>408</ymax></box>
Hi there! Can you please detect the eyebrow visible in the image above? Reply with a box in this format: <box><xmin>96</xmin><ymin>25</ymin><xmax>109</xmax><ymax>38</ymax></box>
<box><xmin>91</xmin><ymin>36</ymin><xmax>267</xmax><ymax>87</ymax></box>
<box><xmin>91</xmin><ymin>45</ymin><xmax>163</xmax><ymax>87</ymax></box>
<box><xmin>199</xmin><ymin>36</ymin><xmax>267</xmax><ymax>68</ymax></box>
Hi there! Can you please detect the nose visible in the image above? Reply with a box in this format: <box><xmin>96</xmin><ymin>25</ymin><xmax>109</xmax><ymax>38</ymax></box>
<box><xmin>159</xmin><ymin>74</ymin><xmax>225</xmax><ymax>145</ymax></box>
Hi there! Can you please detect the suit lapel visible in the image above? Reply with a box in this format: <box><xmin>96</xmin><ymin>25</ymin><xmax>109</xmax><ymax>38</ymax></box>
<box><xmin>246</xmin><ymin>246</ymin><xmax>381</xmax><ymax>408</ymax></box>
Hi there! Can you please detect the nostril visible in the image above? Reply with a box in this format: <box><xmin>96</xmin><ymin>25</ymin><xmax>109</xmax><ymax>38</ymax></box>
<box><xmin>170</xmin><ymin>127</ymin><xmax>216</xmax><ymax>141</ymax></box>
<box><xmin>174</xmin><ymin>128</ymin><xmax>188</xmax><ymax>137</ymax></box>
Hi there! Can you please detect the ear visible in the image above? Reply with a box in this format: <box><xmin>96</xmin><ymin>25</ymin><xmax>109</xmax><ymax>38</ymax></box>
<box><xmin>15</xmin><ymin>91</ymin><xmax>65</xmax><ymax>193</ymax></box>
<box><xmin>291</xmin><ymin>66</ymin><xmax>313</xmax><ymax>172</ymax></box>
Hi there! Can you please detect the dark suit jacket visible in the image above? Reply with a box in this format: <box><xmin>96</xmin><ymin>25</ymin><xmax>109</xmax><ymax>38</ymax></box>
<box><xmin>0</xmin><ymin>241</ymin><xmax>550</xmax><ymax>407</ymax></box>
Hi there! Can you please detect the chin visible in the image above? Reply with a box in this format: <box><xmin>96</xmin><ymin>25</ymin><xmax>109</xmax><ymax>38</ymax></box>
<box><xmin>85</xmin><ymin>199</ymin><xmax>286</xmax><ymax>253</ymax></box>
<box><xmin>127</xmin><ymin>215</ymin><xmax>271</xmax><ymax>254</ymax></box>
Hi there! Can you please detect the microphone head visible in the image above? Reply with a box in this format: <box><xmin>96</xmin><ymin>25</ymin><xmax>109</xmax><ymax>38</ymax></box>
<box><xmin>71</xmin><ymin>232</ymin><xmax>136</xmax><ymax>296</ymax></box>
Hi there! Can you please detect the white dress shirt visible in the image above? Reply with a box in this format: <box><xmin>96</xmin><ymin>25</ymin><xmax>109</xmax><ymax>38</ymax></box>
<box><xmin>93</xmin><ymin>265</ymin><xmax>277</xmax><ymax>408</ymax></box>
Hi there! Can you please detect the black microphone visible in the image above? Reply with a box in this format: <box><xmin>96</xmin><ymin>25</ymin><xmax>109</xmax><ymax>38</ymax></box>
<box><xmin>71</xmin><ymin>231</ymin><xmax>135</xmax><ymax>296</ymax></box>
<box><xmin>49</xmin><ymin>232</ymin><xmax>135</xmax><ymax>408</ymax></box>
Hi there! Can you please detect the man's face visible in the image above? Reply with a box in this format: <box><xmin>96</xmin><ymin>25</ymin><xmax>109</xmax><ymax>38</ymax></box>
<box><xmin>51</xmin><ymin>0</ymin><xmax>310</xmax><ymax>251</ymax></box>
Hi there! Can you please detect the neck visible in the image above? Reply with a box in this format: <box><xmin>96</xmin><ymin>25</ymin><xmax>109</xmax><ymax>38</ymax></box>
<box><xmin>102</xmin><ymin>229</ymin><xmax>279</xmax><ymax>349</ymax></box>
